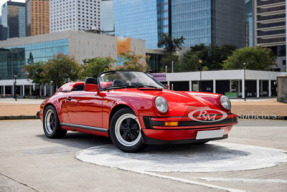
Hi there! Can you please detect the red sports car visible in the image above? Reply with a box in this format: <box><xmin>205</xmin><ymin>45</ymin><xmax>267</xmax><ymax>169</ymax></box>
<box><xmin>40</xmin><ymin>71</ymin><xmax>237</xmax><ymax>152</ymax></box>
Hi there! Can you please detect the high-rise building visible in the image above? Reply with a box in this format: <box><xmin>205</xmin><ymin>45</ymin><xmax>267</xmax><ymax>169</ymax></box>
<box><xmin>254</xmin><ymin>0</ymin><xmax>286</xmax><ymax>71</ymax></box>
<box><xmin>49</xmin><ymin>0</ymin><xmax>101</xmax><ymax>33</ymax></box>
<box><xmin>114</xmin><ymin>0</ymin><xmax>245</xmax><ymax>49</ymax></box>
<box><xmin>26</xmin><ymin>0</ymin><xmax>50</xmax><ymax>36</ymax></box>
<box><xmin>172</xmin><ymin>0</ymin><xmax>245</xmax><ymax>48</ymax></box>
<box><xmin>0</xmin><ymin>15</ymin><xmax>8</xmax><ymax>40</ymax></box>
<box><xmin>1</xmin><ymin>1</ymin><xmax>26</xmax><ymax>39</ymax></box>
<box><xmin>114</xmin><ymin>0</ymin><xmax>170</xmax><ymax>49</ymax></box>
<box><xmin>0</xmin><ymin>25</ymin><xmax>8</xmax><ymax>40</ymax></box>
<box><xmin>245</xmin><ymin>0</ymin><xmax>254</xmax><ymax>47</ymax></box>
<box><xmin>101</xmin><ymin>0</ymin><xmax>114</xmax><ymax>35</ymax></box>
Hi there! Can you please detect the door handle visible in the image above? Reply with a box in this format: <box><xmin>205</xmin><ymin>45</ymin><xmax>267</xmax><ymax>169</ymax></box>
<box><xmin>66</xmin><ymin>96</ymin><xmax>72</xmax><ymax>101</ymax></box>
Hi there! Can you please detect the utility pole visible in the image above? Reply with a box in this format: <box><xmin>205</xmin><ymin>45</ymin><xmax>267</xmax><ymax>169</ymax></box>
<box><xmin>243</xmin><ymin>63</ymin><xmax>246</xmax><ymax>101</ymax></box>
<box><xmin>199</xmin><ymin>59</ymin><xmax>202</xmax><ymax>92</ymax></box>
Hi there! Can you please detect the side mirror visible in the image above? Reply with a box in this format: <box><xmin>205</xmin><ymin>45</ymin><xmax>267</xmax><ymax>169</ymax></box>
<box><xmin>165</xmin><ymin>84</ymin><xmax>169</xmax><ymax>89</ymax></box>
<box><xmin>85</xmin><ymin>84</ymin><xmax>100</xmax><ymax>95</ymax></box>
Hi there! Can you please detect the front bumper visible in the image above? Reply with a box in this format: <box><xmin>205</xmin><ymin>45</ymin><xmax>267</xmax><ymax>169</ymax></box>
<box><xmin>140</xmin><ymin>114</ymin><xmax>237</xmax><ymax>144</ymax></box>
<box><xmin>142</xmin><ymin>133</ymin><xmax>228</xmax><ymax>145</ymax></box>
<box><xmin>36</xmin><ymin>111</ymin><xmax>40</xmax><ymax>119</ymax></box>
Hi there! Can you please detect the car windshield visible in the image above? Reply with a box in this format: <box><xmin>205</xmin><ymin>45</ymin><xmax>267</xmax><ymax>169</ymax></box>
<box><xmin>98</xmin><ymin>71</ymin><xmax>166</xmax><ymax>90</ymax></box>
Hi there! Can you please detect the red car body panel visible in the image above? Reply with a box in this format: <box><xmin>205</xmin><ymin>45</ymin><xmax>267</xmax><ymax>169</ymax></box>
<box><xmin>40</xmin><ymin>81</ymin><xmax>237</xmax><ymax>143</ymax></box>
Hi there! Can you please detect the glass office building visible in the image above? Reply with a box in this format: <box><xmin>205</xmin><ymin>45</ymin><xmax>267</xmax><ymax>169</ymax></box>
<box><xmin>245</xmin><ymin>0</ymin><xmax>254</xmax><ymax>47</ymax></box>
<box><xmin>0</xmin><ymin>39</ymin><xmax>68</xmax><ymax>80</ymax></box>
<box><xmin>114</xmin><ymin>0</ymin><xmax>169</xmax><ymax>49</ymax></box>
<box><xmin>172</xmin><ymin>0</ymin><xmax>212</xmax><ymax>46</ymax></box>
<box><xmin>1</xmin><ymin>1</ymin><xmax>26</xmax><ymax>39</ymax></box>
<box><xmin>172</xmin><ymin>0</ymin><xmax>245</xmax><ymax>48</ymax></box>
<box><xmin>114</xmin><ymin>0</ymin><xmax>244</xmax><ymax>49</ymax></box>
<box><xmin>101</xmin><ymin>0</ymin><xmax>115</xmax><ymax>35</ymax></box>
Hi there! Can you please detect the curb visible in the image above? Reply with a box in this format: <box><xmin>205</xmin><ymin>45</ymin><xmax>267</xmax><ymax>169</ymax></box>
<box><xmin>0</xmin><ymin>116</ymin><xmax>39</xmax><ymax>120</ymax></box>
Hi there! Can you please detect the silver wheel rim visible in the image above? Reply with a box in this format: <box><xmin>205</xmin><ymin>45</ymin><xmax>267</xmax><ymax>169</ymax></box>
<box><xmin>45</xmin><ymin>109</ymin><xmax>56</xmax><ymax>134</ymax></box>
<box><xmin>115</xmin><ymin>114</ymin><xmax>142</xmax><ymax>147</ymax></box>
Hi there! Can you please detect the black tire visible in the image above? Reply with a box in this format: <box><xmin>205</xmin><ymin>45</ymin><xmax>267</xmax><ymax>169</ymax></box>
<box><xmin>43</xmin><ymin>106</ymin><xmax>67</xmax><ymax>138</ymax></box>
<box><xmin>109</xmin><ymin>108</ymin><xmax>145</xmax><ymax>152</ymax></box>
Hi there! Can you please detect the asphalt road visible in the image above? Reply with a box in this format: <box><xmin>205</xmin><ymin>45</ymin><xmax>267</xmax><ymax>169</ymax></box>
<box><xmin>0</xmin><ymin>119</ymin><xmax>286</xmax><ymax>192</ymax></box>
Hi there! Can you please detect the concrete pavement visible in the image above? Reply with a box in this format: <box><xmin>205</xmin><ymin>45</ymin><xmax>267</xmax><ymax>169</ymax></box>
<box><xmin>0</xmin><ymin>119</ymin><xmax>286</xmax><ymax>192</ymax></box>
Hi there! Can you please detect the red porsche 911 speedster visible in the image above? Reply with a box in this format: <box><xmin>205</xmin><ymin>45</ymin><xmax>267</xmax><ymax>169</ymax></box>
<box><xmin>39</xmin><ymin>71</ymin><xmax>237</xmax><ymax>152</ymax></box>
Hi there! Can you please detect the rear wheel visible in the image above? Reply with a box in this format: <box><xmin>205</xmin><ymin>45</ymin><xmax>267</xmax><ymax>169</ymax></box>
<box><xmin>110</xmin><ymin>108</ymin><xmax>145</xmax><ymax>152</ymax></box>
<box><xmin>43</xmin><ymin>106</ymin><xmax>67</xmax><ymax>138</ymax></box>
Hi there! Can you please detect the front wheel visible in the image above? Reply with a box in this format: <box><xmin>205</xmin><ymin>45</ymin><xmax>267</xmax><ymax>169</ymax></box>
<box><xmin>43</xmin><ymin>106</ymin><xmax>67</xmax><ymax>138</ymax></box>
<box><xmin>110</xmin><ymin>108</ymin><xmax>145</xmax><ymax>152</ymax></box>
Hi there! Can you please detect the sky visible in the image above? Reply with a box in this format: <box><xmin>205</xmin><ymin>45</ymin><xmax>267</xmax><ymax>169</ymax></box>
<box><xmin>0</xmin><ymin>0</ymin><xmax>25</xmax><ymax>15</ymax></box>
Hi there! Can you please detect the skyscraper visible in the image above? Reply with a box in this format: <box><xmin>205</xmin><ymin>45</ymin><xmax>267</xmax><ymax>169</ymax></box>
<box><xmin>114</xmin><ymin>0</ymin><xmax>245</xmax><ymax>49</ymax></box>
<box><xmin>1</xmin><ymin>1</ymin><xmax>26</xmax><ymax>39</ymax></box>
<box><xmin>26</xmin><ymin>0</ymin><xmax>50</xmax><ymax>36</ymax></box>
<box><xmin>101</xmin><ymin>0</ymin><xmax>114</xmax><ymax>35</ymax></box>
<box><xmin>245</xmin><ymin>0</ymin><xmax>254</xmax><ymax>47</ymax></box>
<box><xmin>172</xmin><ymin>0</ymin><xmax>245</xmax><ymax>48</ymax></box>
<box><xmin>114</xmin><ymin>0</ymin><xmax>170</xmax><ymax>49</ymax></box>
<box><xmin>49</xmin><ymin>0</ymin><xmax>101</xmax><ymax>33</ymax></box>
<box><xmin>254</xmin><ymin>0</ymin><xmax>286</xmax><ymax>71</ymax></box>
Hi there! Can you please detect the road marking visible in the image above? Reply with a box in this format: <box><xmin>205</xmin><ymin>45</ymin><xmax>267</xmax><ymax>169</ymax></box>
<box><xmin>76</xmin><ymin>142</ymin><xmax>287</xmax><ymax>173</ymax></box>
<box><xmin>140</xmin><ymin>171</ymin><xmax>245</xmax><ymax>192</ymax></box>
<box><xmin>76</xmin><ymin>142</ymin><xmax>287</xmax><ymax>192</ymax></box>
<box><xmin>199</xmin><ymin>177</ymin><xmax>287</xmax><ymax>184</ymax></box>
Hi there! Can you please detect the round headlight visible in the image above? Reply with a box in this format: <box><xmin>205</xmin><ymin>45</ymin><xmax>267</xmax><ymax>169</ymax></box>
<box><xmin>220</xmin><ymin>95</ymin><xmax>231</xmax><ymax>110</ymax></box>
<box><xmin>155</xmin><ymin>96</ymin><xmax>168</xmax><ymax>113</ymax></box>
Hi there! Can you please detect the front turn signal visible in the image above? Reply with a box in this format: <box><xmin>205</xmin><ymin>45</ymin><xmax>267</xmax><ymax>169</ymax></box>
<box><xmin>164</xmin><ymin>122</ymin><xmax>179</xmax><ymax>127</ymax></box>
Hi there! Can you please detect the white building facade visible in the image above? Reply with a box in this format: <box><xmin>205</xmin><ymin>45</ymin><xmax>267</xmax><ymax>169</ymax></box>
<box><xmin>152</xmin><ymin>70</ymin><xmax>287</xmax><ymax>99</ymax></box>
<box><xmin>50</xmin><ymin>0</ymin><xmax>101</xmax><ymax>33</ymax></box>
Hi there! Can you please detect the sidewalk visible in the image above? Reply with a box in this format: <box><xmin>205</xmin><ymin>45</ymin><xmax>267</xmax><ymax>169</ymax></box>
<box><xmin>231</xmin><ymin>98</ymin><xmax>287</xmax><ymax>119</ymax></box>
<box><xmin>0</xmin><ymin>99</ymin><xmax>44</xmax><ymax>120</ymax></box>
<box><xmin>0</xmin><ymin>98</ymin><xmax>286</xmax><ymax>120</ymax></box>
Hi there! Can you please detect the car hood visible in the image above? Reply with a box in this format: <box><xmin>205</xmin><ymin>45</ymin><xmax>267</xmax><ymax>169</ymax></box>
<box><xmin>105</xmin><ymin>88</ymin><xmax>226</xmax><ymax>117</ymax></box>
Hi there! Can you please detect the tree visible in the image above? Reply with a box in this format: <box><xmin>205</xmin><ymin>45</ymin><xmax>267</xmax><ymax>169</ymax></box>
<box><xmin>81</xmin><ymin>57</ymin><xmax>116</xmax><ymax>78</ymax></box>
<box><xmin>161</xmin><ymin>54</ymin><xmax>180</xmax><ymax>72</ymax></box>
<box><xmin>43</xmin><ymin>54</ymin><xmax>81</xmax><ymax>89</ymax></box>
<box><xmin>158</xmin><ymin>33</ymin><xmax>185</xmax><ymax>53</ymax></box>
<box><xmin>178</xmin><ymin>44</ymin><xmax>237</xmax><ymax>71</ymax></box>
<box><xmin>220</xmin><ymin>44</ymin><xmax>237</xmax><ymax>61</ymax></box>
<box><xmin>115</xmin><ymin>51</ymin><xmax>150</xmax><ymax>72</ymax></box>
<box><xmin>177</xmin><ymin>53</ymin><xmax>200</xmax><ymax>71</ymax></box>
<box><xmin>157</xmin><ymin>33</ymin><xmax>185</xmax><ymax>72</ymax></box>
<box><xmin>24</xmin><ymin>61</ymin><xmax>46</xmax><ymax>84</ymax></box>
<box><xmin>223</xmin><ymin>46</ymin><xmax>276</xmax><ymax>70</ymax></box>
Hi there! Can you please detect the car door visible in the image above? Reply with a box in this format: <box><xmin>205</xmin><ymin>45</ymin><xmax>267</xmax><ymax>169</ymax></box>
<box><xmin>65</xmin><ymin>91</ymin><xmax>103</xmax><ymax>128</ymax></box>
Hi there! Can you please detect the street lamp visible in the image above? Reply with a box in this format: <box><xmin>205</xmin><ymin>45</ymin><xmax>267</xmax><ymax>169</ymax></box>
<box><xmin>14</xmin><ymin>73</ymin><xmax>17</xmax><ymax>101</ymax></box>
<box><xmin>199</xmin><ymin>59</ymin><xmax>202</xmax><ymax>92</ymax></box>
<box><xmin>243</xmin><ymin>63</ymin><xmax>246</xmax><ymax>101</ymax></box>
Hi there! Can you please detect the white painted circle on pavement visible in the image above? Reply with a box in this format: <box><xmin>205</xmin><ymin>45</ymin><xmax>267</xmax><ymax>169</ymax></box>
<box><xmin>76</xmin><ymin>142</ymin><xmax>287</xmax><ymax>173</ymax></box>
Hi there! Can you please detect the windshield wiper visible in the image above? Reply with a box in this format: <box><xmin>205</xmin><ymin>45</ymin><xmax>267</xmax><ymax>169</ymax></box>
<box><xmin>135</xmin><ymin>85</ymin><xmax>162</xmax><ymax>89</ymax></box>
<box><xmin>104</xmin><ymin>85</ymin><xmax>162</xmax><ymax>90</ymax></box>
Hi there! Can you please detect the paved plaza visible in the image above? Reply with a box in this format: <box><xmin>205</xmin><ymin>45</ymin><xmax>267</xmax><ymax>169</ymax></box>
<box><xmin>0</xmin><ymin>119</ymin><xmax>286</xmax><ymax>192</ymax></box>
